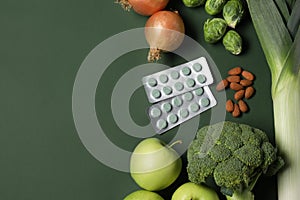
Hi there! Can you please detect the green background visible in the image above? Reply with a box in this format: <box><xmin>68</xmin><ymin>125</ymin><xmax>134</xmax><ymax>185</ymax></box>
<box><xmin>0</xmin><ymin>0</ymin><xmax>277</xmax><ymax>199</ymax></box>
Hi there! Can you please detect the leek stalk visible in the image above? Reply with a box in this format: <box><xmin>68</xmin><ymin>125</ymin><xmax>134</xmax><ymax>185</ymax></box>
<box><xmin>246</xmin><ymin>0</ymin><xmax>300</xmax><ymax>199</ymax></box>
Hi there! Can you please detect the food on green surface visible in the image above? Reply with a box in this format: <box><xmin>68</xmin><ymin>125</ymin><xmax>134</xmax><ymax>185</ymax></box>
<box><xmin>246</xmin><ymin>2</ymin><xmax>299</xmax><ymax>198</ymax></box>
<box><xmin>116</xmin><ymin>0</ymin><xmax>169</xmax><ymax>16</ymax></box>
<box><xmin>226</xmin><ymin>75</ymin><xmax>240</xmax><ymax>83</ymax></box>
<box><xmin>228</xmin><ymin>67</ymin><xmax>242</xmax><ymax>75</ymax></box>
<box><xmin>222</xmin><ymin>0</ymin><xmax>244</xmax><ymax>28</ymax></box>
<box><xmin>241</xmin><ymin>70</ymin><xmax>255</xmax><ymax>81</ymax></box>
<box><xmin>222</xmin><ymin>30</ymin><xmax>242</xmax><ymax>55</ymax></box>
<box><xmin>171</xmin><ymin>182</ymin><xmax>219</xmax><ymax>200</ymax></box>
<box><xmin>225</xmin><ymin>99</ymin><xmax>234</xmax><ymax>112</ymax></box>
<box><xmin>182</xmin><ymin>0</ymin><xmax>206</xmax><ymax>7</ymax></box>
<box><xmin>215</xmin><ymin>67</ymin><xmax>255</xmax><ymax>117</ymax></box>
<box><xmin>244</xmin><ymin>86</ymin><xmax>255</xmax><ymax>99</ymax></box>
<box><xmin>145</xmin><ymin>11</ymin><xmax>185</xmax><ymax>62</ymax></box>
<box><xmin>130</xmin><ymin>138</ymin><xmax>182</xmax><ymax>191</ymax></box>
<box><xmin>187</xmin><ymin>121</ymin><xmax>284</xmax><ymax>200</ymax></box>
<box><xmin>229</xmin><ymin>82</ymin><xmax>243</xmax><ymax>91</ymax></box>
<box><xmin>238</xmin><ymin>99</ymin><xmax>248</xmax><ymax>113</ymax></box>
<box><xmin>124</xmin><ymin>190</ymin><xmax>164</xmax><ymax>200</ymax></box>
<box><xmin>234</xmin><ymin>89</ymin><xmax>245</xmax><ymax>100</ymax></box>
<box><xmin>203</xmin><ymin>18</ymin><xmax>227</xmax><ymax>43</ymax></box>
<box><xmin>205</xmin><ymin>0</ymin><xmax>227</xmax><ymax>15</ymax></box>
<box><xmin>246</xmin><ymin>1</ymin><xmax>300</xmax><ymax>197</ymax></box>
<box><xmin>231</xmin><ymin>103</ymin><xmax>240</xmax><ymax>117</ymax></box>
<box><xmin>216</xmin><ymin>79</ymin><xmax>229</xmax><ymax>91</ymax></box>
<box><xmin>240</xmin><ymin>79</ymin><xmax>252</xmax><ymax>87</ymax></box>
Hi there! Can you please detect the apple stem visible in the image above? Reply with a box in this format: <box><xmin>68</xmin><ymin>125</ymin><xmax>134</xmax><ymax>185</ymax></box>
<box><xmin>169</xmin><ymin>140</ymin><xmax>183</xmax><ymax>148</ymax></box>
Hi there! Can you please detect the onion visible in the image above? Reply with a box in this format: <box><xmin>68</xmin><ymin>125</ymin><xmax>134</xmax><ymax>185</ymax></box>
<box><xmin>145</xmin><ymin>11</ymin><xmax>185</xmax><ymax>62</ymax></box>
<box><xmin>117</xmin><ymin>0</ymin><xmax>169</xmax><ymax>16</ymax></box>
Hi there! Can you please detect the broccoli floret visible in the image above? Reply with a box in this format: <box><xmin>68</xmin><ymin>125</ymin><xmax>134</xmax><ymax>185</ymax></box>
<box><xmin>187</xmin><ymin>155</ymin><xmax>217</xmax><ymax>184</ymax></box>
<box><xmin>253</xmin><ymin>128</ymin><xmax>269</xmax><ymax>143</ymax></box>
<box><xmin>214</xmin><ymin>157</ymin><xmax>248</xmax><ymax>191</ymax></box>
<box><xmin>225</xmin><ymin>133</ymin><xmax>243</xmax><ymax>151</ymax></box>
<box><xmin>264</xmin><ymin>156</ymin><xmax>285</xmax><ymax>176</ymax></box>
<box><xmin>208</xmin><ymin>144</ymin><xmax>231</xmax><ymax>162</ymax></box>
<box><xmin>234</xmin><ymin>145</ymin><xmax>262</xmax><ymax>168</ymax></box>
<box><xmin>261</xmin><ymin>142</ymin><xmax>277</xmax><ymax>172</ymax></box>
<box><xmin>240</xmin><ymin>130</ymin><xmax>261</xmax><ymax>146</ymax></box>
<box><xmin>187</xmin><ymin>121</ymin><xmax>284</xmax><ymax>200</ymax></box>
<box><xmin>239</xmin><ymin>123</ymin><xmax>252</xmax><ymax>132</ymax></box>
<box><xmin>196</xmin><ymin>126</ymin><xmax>209</xmax><ymax>144</ymax></box>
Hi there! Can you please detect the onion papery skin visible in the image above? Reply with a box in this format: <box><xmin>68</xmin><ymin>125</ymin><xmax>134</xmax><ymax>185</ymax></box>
<box><xmin>145</xmin><ymin>11</ymin><xmax>185</xmax><ymax>61</ymax></box>
<box><xmin>128</xmin><ymin>0</ymin><xmax>169</xmax><ymax>16</ymax></box>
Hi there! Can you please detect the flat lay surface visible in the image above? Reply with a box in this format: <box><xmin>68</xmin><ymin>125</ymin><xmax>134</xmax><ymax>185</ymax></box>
<box><xmin>0</xmin><ymin>0</ymin><xmax>280</xmax><ymax>199</ymax></box>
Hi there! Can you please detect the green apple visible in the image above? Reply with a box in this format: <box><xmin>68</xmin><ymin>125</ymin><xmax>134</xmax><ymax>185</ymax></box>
<box><xmin>171</xmin><ymin>182</ymin><xmax>219</xmax><ymax>200</ymax></box>
<box><xmin>130</xmin><ymin>138</ymin><xmax>182</xmax><ymax>191</ymax></box>
<box><xmin>124</xmin><ymin>190</ymin><xmax>164</xmax><ymax>200</ymax></box>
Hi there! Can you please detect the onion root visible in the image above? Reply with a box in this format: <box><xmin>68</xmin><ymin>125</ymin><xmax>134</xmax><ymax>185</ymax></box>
<box><xmin>115</xmin><ymin>0</ymin><xmax>132</xmax><ymax>11</ymax></box>
<box><xmin>148</xmin><ymin>48</ymin><xmax>161</xmax><ymax>62</ymax></box>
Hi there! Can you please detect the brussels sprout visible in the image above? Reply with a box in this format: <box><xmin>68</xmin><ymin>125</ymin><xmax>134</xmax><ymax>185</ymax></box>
<box><xmin>183</xmin><ymin>0</ymin><xmax>206</xmax><ymax>7</ymax></box>
<box><xmin>222</xmin><ymin>30</ymin><xmax>242</xmax><ymax>55</ymax></box>
<box><xmin>223</xmin><ymin>0</ymin><xmax>244</xmax><ymax>28</ymax></box>
<box><xmin>204</xmin><ymin>18</ymin><xmax>227</xmax><ymax>43</ymax></box>
<box><xmin>205</xmin><ymin>0</ymin><xmax>227</xmax><ymax>15</ymax></box>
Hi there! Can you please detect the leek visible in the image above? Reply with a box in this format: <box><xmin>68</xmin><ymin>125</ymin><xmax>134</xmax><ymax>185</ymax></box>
<box><xmin>246</xmin><ymin>0</ymin><xmax>300</xmax><ymax>199</ymax></box>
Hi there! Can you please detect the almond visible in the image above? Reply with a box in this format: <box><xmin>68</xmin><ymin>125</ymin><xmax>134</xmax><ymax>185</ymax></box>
<box><xmin>245</xmin><ymin>86</ymin><xmax>255</xmax><ymax>99</ymax></box>
<box><xmin>216</xmin><ymin>79</ymin><xmax>229</xmax><ymax>91</ymax></box>
<box><xmin>234</xmin><ymin>89</ymin><xmax>245</xmax><ymax>100</ymax></box>
<box><xmin>232</xmin><ymin>103</ymin><xmax>241</xmax><ymax>117</ymax></box>
<box><xmin>230</xmin><ymin>82</ymin><xmax>244</xmax><ymax>91</ymax></box>
<box><xmin>242</xmin><ymin>70</ymin><xmax>255</xmax><ymax>81</ymax></box>
<box><xmin>227</xmin><ymin>75</ymin><xmax>241</xmax><ymax>83</ymax></box>
<box><xmin>228</xmin><ymin>67</ymin><xmax>242</xmax><ymax>75</ymax></box>
<box><xmin>226</xmin><ymin>99</ymin><xmax>234</xmax><ymax>112</ymax></box>
<box><xmin>240</xmin><ymin>79</ymin><xmax>253</xmax><ymax>87</ymax></box>
<box><xmin>238</xmin><ymin>100</ymin><xmax>248</xmax><ymax>112</ymax></box>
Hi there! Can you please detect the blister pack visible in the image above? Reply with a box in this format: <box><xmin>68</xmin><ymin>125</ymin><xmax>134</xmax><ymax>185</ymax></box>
<box><xmin>148</xmin><ymin>86</ymin><xmax>217</xmax><ymax>134</ymax></box>
<box><xmin>142</xmin><ymin>57</ymin><xmax>214</xmax><ymax>103</ymax></box>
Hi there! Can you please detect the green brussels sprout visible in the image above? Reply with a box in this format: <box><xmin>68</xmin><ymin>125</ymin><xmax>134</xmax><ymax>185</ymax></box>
<box><xmin>205</xmin><ymin>0</ymin><xmax>227</xmax><ymax>15</ymax></box>
<box><xmin>183</xmin><ymin>0</ymin><xmax>206</xmax><ymax>7</ymax></box>
<box><xmin>222</xmin><ymin>30</ymin><xmax>242</xmax><ymax>55</ymax></box>
<box><xmin>204</xmin><ymin>18</ymin><xmax>227</xmax><ymax>43</ymax></box>
<box><xmin>223</xmin><ymin>0</ymin><xmax>244</xmax><ymax>28</ymax></box>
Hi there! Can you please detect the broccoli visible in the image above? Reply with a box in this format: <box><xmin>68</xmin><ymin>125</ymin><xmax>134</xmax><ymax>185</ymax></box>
<box><xmin>187</xmin><ymin>121</ymin><xmax>284</xmax><ymax>200</ymax></box>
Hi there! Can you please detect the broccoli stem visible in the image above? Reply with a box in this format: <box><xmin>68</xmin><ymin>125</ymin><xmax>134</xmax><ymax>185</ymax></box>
<box><xmin>226</xmin><ymin>172</ymin><xmax>260</xmax><ymax>200</ymax></box>
<box><xmin>226</xmin><ymin>190</ymin><xmax>254</xmax><ymax>200</ymax></box>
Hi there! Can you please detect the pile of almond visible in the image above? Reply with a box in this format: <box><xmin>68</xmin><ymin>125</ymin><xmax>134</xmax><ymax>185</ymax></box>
<box><xmin>216</xmin><ymin>67</ymin><xmax>255</xmax><ymax>117</ymax></box>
